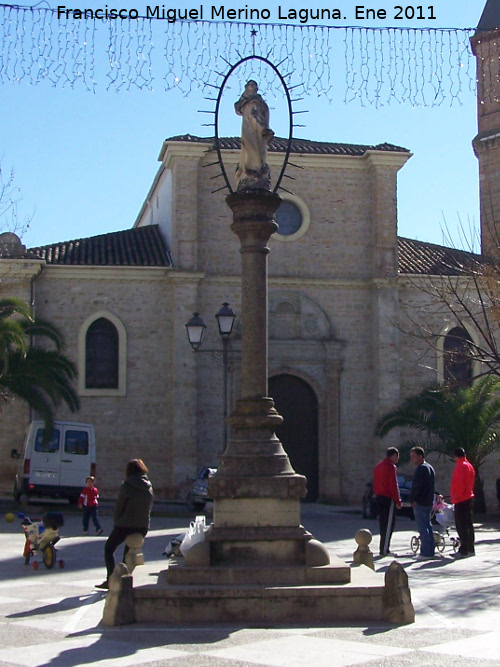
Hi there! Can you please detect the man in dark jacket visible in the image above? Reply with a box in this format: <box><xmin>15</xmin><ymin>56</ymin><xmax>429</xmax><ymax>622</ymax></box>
<box><xmin>373</xmin><ymin>447</ymin><xmax>402</xmax><ymax>556</ymax></box>
<box><xmin>96</xmin><ymin>458</ymin><xmax>154</xmax><ymax>589</ymax></box>
<box><xmin>409</xmin><ymin>446</ymin><xmax>435</xmax><ymax>560</ymax></box>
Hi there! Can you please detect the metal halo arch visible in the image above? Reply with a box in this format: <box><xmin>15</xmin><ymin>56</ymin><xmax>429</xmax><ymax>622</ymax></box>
<box><xmin>213</xmin><ymin>55</ymin><xmax>295</xmax><ymax>196</ymax></box>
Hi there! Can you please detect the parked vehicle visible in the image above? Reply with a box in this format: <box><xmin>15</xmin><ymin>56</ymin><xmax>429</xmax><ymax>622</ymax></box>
<box><xmin>397</xmin><ymin>474</ymin><xmax>415</xmax><ymax>518</ymax></box>
<box><xmin>186</xmin><ymin>467</ymin><xmax>217</xmax><ymax>511</ymax></box>
<box><xmin>19</xmin><ymin>511</ymin><xmax>64</xmax><ymax>569</ymax></box>
<box><xmin>13</xmin><ymin>421</ymin><xmax>96</xmax><ymax>504</ymax></box>
<box><xmin>362</xmin><ymin>474</ymin><xmax>414</xmax><ymax>519</ymax></box>
<box><xmin>362</xmin><ymin>482</ymin><xmax>378</xmax><ymax>519</ymax></box>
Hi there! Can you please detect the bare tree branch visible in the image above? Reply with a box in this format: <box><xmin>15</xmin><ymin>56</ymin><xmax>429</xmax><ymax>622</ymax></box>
<box><xmin>0</xmin><ymin>160</ymin><xmax>33</xmax><ymax>238</ymax></box>
<box><xmin>398</xmin><ymin>217</ymin><xmax>500</xmax><ymax>381</ymax></box>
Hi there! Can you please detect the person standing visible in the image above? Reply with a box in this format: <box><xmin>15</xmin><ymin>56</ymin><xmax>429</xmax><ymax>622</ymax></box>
<box><xmin>450</xmin><ymin>447</ymin><xmax>476</xmax><ymax>558</ymax></box>
<box><xmin>96</xmin><ymin>458</ymin><xmax>154</xmax><ymax>590</ymax></box>
<box><xmin>78</xmin><ymin>475</ymin><xmax>103</xmax><ymax>536</ymax></box>
<box><xmin>373</xmin><ymin>447</ymin><xmax>402</xmax><ymax>556</ymax></box>
<box><xmin>409</xmin><ymin>446</ymin><xmax>436</xmax><ymax>560</ymax></box>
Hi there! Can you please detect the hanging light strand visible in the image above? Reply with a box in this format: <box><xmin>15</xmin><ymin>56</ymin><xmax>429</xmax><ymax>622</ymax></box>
<box><xmin>0</xmin><ymin>3</ymin><xmax>482</xmax><ymax>105</ymax></box>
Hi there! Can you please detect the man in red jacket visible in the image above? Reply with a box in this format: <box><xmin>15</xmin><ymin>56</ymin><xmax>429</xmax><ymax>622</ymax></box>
<box><xmin>373</xmin><ymin>447</ymin><xmax>402</xmax><ymax>556</ymax></box>
<box><xmin>450</xmin><ymin>447</ymin><xmax>476</xmax><ymax>558</ymax></box>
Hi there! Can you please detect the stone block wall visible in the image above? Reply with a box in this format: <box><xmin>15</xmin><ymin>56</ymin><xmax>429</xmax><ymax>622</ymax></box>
<box><xmin>0</xmin><ymin>264</ymin><xmax>178</xmax><ymax>499</ymax></box>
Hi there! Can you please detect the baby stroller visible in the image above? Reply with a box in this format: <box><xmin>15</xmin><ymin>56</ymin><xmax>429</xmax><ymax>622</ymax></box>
<box><xmin>410</xmin><ymin>496</ymin><xmax>460</xmax><ymax>554</ymax></box>
<box><xmin>433</xmin><ymin>500</ymin><xmax>460</xmax><ymax>552</ymax></box>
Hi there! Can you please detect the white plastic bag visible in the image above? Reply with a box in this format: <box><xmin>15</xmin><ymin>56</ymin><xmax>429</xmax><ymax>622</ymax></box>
<box><xmin>179</xmin><ymin>515</ymin><xmax>207</xmax><ymax>556</ymax></box>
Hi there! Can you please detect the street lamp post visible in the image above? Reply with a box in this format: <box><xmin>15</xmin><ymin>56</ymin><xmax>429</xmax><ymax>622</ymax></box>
<box><xmin>185</xmin><ymin>302</ymin><xmax>236</xmax><ymax>452</ymax></box>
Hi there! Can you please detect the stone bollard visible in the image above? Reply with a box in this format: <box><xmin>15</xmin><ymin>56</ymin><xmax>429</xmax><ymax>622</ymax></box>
<box><xmin>383</xmin><ymin>561</ymin><xmax>415</xmax><ymax>624</ymax></box>
<box><xmin>124</xmin><ymin>533</ymin><xmax>145</xmax><ymax>574</ymax></box>
<box><xmin>353</xmin><ymin>528</ymin><xmax>374</xmax><ymax>570</ymax></box>
<box><xmin>102</xmin><ymin>563</ymin><xmax>136</xmax><ymax>626</ymax></box>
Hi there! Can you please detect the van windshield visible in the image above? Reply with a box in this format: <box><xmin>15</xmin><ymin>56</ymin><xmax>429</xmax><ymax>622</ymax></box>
<box><xmin>65</xmin><ymin>430</ymin><xmax>89</xmax><ymax>456</ymax></box>
<box><xmin>34</xmin><ymin>429</ymin><xmax>60</xmax><ymax>453</ymax></box>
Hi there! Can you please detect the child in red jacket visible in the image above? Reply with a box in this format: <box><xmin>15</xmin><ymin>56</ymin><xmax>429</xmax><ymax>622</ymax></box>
<box><xmin>78</xmin><ymin>476</ymin><xmax>103</xmax><ymax>535</ymax></box>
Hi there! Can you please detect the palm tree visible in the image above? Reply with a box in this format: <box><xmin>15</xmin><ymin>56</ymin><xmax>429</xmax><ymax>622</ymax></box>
<box><xmin>376</xmin><ymin>376</ymin><xmax>500</xmax><ymax>512</ymax></box>
<box><xmin>0</xmin><ymin>297</ymin><xmax>79</xmax><ymax>435</ymax></box>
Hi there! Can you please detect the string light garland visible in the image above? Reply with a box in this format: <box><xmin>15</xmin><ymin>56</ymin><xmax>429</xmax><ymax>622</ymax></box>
<box><xmin>0</xmin><ymin>3</ymin><xmax>486</xmax><ymax>105</ymax></box>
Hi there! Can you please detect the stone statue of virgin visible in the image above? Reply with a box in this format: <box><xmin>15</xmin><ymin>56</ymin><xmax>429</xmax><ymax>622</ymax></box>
<box><xmin>234</xmin><ymin>80</ymin><xmax>275</xmax><ymax>191</ymax></box>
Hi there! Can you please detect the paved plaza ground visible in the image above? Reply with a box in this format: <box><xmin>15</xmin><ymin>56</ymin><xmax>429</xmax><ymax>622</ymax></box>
<box><xmin>0</xmin><ymin>500</ymin><xmax>499</xmax><ymax>666</ymax></box>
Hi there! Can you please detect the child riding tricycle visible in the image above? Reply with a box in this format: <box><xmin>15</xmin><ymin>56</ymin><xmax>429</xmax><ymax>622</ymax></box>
<box><xmin>19</xmin><ymin>512</ymin><xmax>64</xmax><ymax>570</ymax></box>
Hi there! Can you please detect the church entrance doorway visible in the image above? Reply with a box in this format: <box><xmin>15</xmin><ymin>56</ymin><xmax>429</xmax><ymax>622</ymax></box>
<box><xmin>268</xmin><ymin>374</ymin><xmax>319</xmax><ymax>501</ymax></box>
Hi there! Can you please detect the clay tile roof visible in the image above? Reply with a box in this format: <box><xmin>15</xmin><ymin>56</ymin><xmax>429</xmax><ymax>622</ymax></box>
<box><xmin>28</xmin><ymin>225</ymin><xmax>172</xmax><ymax>267</ymax></box>
<box><xmin>397</xmin><ymin>237</ymin><xmax>484</xmax><ymax>275</ymax></box>
<box><xmin>165</xmin><ymin>134</ymin><xmax>410</xmax><ymax>156</ymax></box>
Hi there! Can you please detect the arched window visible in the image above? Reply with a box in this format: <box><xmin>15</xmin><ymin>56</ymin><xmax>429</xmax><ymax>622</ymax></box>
<box><xmin>85</xmin><ymin>318</ymin><xmax>119</xmax><ymax>389</ymax></box>
<box><xmin>78</xmin><ymin>310</ymin><xmax>127</xmax><ymax>396</ymax></box>
<box><xmin>443</xmin><ymin>326</ymin><xmax>473</xmax><ymax>386</ymax></box>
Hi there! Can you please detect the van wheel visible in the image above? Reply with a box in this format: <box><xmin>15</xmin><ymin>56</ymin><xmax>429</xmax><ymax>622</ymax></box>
<box><xmin>362</xmin><ymin>498</ymin><xmax>372</xmax><ymax>519</ymax></box>
<box><xmin>69</xmin><ymin>495</ymin><xmax>80</xmax><ymax>506</ymax></box>
<box><xmin>362</xmin><ymin>497</ymin><xmax>377</xmax><ymax>519</ymax></box>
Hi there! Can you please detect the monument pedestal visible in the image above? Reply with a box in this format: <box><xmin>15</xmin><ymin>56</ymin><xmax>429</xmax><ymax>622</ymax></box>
<box><xmin>204</xmin><ymin>395</ymin><xmax>331</xmax><ymax>571</ymax></box>
<box><xmin>103</xmin><ymin>187</ymin><xmax>413</xmax><ymax>627</ymax></box>
<box><xmin>133</xmin><ymin>564</ymin><xmax>388</xmax><ymax>625</ymax></box>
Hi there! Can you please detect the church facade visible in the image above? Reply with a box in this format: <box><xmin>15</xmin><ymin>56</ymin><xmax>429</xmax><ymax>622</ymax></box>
<box><xmin>1</xmin><ymin>1</ymin><xmax>499</xmax><ymax>506</ymax></box>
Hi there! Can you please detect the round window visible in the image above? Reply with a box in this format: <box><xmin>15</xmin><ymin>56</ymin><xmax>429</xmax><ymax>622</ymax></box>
<box><xmin>275</xmin><ymin>200</ymin><xmax>303</xmax><ymax>236</ymax></box>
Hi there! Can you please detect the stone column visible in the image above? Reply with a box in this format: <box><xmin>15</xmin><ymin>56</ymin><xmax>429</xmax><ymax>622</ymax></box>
<box><xmin>325</xmin><ymin>358</ymin><xmax>342</xmax><ymax>498</ymax></box>
<box><xmin>232</xmin><ymin>190</ymin><xmax>275</xmax><ymax>400</ymax></box>
<box><xmin>208</xmin><ymin>190</ymin><xmax>310</xmax><ymax>566</ymax></box>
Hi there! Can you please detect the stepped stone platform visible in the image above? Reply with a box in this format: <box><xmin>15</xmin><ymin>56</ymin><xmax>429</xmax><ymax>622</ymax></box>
<box><xmin>132</xmin><ymin>561</ymin><xmax>388</xmax><ymax>625</ymax></box>
<box><xmin>165</xmin><ymin>556</ymin><xmax>351</xmax><ymax>586</ymax></box>
<box><xmin>102</xmin><ymin>517</ymin><xmax>414</xmax><ymax>627</ymax></box>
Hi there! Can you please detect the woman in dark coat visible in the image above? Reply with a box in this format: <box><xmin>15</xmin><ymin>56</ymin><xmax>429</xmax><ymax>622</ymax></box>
<box><xmin>96</xmin><ymin>458</ymin><xmax>154</xmax><ymax>589</ymax></box>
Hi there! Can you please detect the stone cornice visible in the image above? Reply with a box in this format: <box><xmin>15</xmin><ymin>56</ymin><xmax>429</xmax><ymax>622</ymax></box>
<box><xmin>202</xmin><ymin>274</ymin><xmax>402</xmax><ymax>288</ymax></box>
<box><xmin>473</xmin><ymin>127</ymin><xmax>500</xmax><ymax>151</ymax></box>
<box><xmin>0</xmin><ymin>259</ymin><xmax>44</xmax><ymax>280</ymax></box>
<box><xmin>165</xmin><ymin>271</ymin><xmax>206</xmax><ymax>283</ymax></box>
<box><xmin>371</xmin><ymin>277</ymin><xmax>399</xmax><ymax>288</ymax></box>
<box><xmin>398</xmin><ymin>274</ymin><xmax>477</xmax><ymax>288</ymax></box>
<box><xmin>160</xmin><ymin>142</ymin><xmax>210</xmax><ymax>168</ymax></box>
<box><xmin>160</xmin><ymin>139</ymin><xmax>411</xmax><ymax>173</ymax></box>
<box><xmin>470</xmin><ymin>27</ymin><xmax>500</xmax><ymax>55</ymax></box>
<box><xmin>33</xmin><ymin>267</ymin><xmax>430</xmax><ymax>289</ymax></box>
<box><xmin>38</xmin><ymin>265</ymin><xmax>172</xmax><ymax>281</ymax></box>
<box><xmin>203</xmin><ymin>149</ymin><xmax>411</xmax><ymax>172</ymax></box>
<box><xmin>363</xmin><ymin>150</ymin><xmax>412</xmax><ymax>171</ymax></box>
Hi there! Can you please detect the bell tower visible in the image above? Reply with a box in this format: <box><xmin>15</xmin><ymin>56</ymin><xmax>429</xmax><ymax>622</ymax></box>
<box><xmin>472</xmin><ymin>0</ymin><xmax>500</xmax><ymax>258</ymax></box>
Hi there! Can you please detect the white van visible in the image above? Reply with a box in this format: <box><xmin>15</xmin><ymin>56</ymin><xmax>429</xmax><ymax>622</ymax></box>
<box><xmin>14</xmin><ymin>421</ymin><xmax>96</xmax><ymax>504</ymax></box>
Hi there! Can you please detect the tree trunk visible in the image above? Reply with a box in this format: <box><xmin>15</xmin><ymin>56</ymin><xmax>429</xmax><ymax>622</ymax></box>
<box><xmin>474</xmin><ymin>472</ymin><xmax>486</xmax><ymax>514</ymax></box>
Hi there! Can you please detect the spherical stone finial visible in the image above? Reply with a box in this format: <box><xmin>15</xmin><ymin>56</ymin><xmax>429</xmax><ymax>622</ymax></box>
<box><xmin>355</xmin><ymin>528</ymin><xmax>373</xmax><ymax>547</ymax></box>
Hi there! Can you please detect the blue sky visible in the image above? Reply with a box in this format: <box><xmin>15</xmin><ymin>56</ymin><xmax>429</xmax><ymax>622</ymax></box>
<box><xmin>0</xmin><ymin>1</ymin><xmax>486</xmax><ymax>250</ymax></box>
